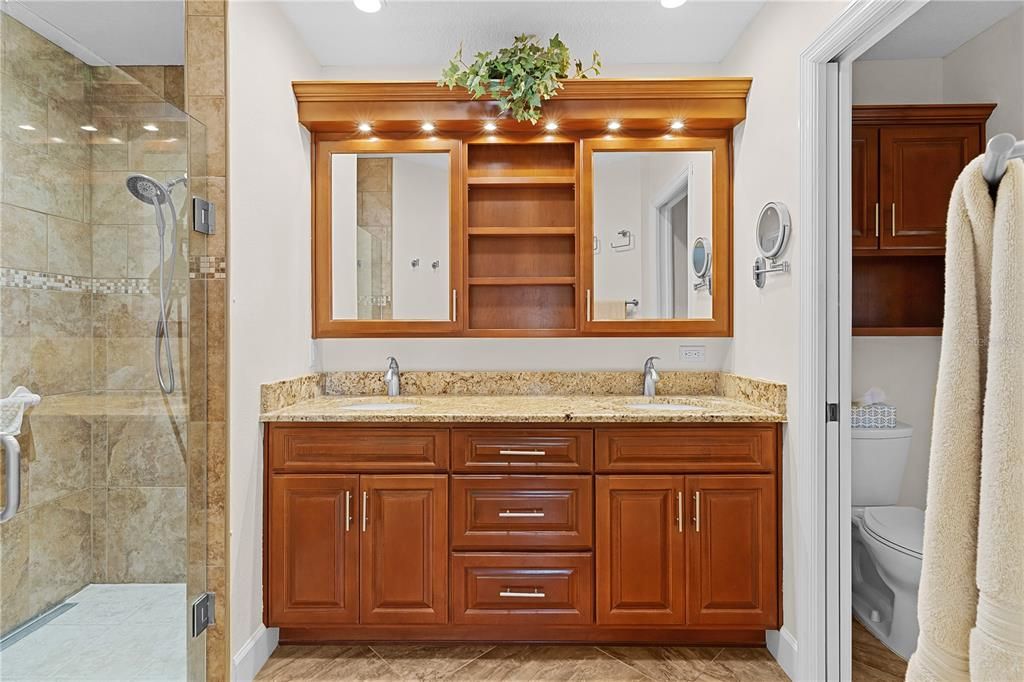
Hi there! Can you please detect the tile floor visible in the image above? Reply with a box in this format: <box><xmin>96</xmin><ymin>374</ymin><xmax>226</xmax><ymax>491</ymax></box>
<box><xmin>851</xmin><ymin>619</ymin><xmax>908</xmax><ymax>681</ymax></box>
<box><xmin>256</xmin><ymin>643</ymin><xmax>790</xmax><ymax>681</ymax></box>
<box><xmin>0</xmin><ymin>583</ymin><xmax>185</xmax><ymax>681</ymax></box>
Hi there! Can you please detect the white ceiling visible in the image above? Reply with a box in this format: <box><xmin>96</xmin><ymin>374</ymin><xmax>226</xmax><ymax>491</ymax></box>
<box><xmin>4</xmin><ymin>0</ymin><xmax>184</xmax><ymax>66</ymax></box>
<box><xmin>860</xmin><ymin>0</ymin><xmax>1023</xmax><ymax>60</ymax></box>
<box><xmin>278</xmin><ymin>0</ymin><xmax>765</xmax><ymax>68</ymax></box>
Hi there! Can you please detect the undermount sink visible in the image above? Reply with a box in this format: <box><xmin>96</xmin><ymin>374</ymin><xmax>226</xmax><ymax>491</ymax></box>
<box><xmin>340</xmin><ymin>402</ymin><xmax>417</xmax><ymax>411</ymax></box>
<box><xmin>625</xmin><ymin>402</ymin><xmax>702</xmax><ymax>412</ymax></box>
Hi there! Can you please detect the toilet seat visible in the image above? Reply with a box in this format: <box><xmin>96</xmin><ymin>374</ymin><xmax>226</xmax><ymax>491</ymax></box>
<box><xmin>863</xmin><ymin>506</ymin><xmax>924</xmax><ymax>558</ymax></box>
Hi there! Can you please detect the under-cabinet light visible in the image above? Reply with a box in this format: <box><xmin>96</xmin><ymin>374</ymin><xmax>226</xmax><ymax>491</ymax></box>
<box><xmin>357</xmin><ymin>122</ymin><xmax>372</xmax><ymax>133</ymax></box>
<box><xmin>661</xmin><ymin>0</ymin><xmax>688</xmax><ymax>8</ymax></box>
<box><xmin>354</xmin><ymin>0</ymin><xmax>384</xmax><ymax>13</ymax></box>
<box><xmin>421</xmin><ymin>122</ymin><xmax>436</xmax><ymax>132</ymax></box>
<box><xmin>544</xmin><ymin>121</ymin><xmax>558</xmax><ymax>132</ymax></box>
<box><xmin>607</xmin><ymin>120</ymin><xmax>622</xmax><ymax>131</ymax></box>
<box><xmin>670</xmin><ymin>120</ymin><xmax>684</xmax><ymax>130</ymax></box>
<box><xmin>483</xmin><ymin>121</ymin><xmax>497</xmax><ymax>132</ymax></box>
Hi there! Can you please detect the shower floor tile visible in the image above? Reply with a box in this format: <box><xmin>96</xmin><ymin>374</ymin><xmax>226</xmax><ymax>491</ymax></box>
<box><xmin>0</xmin><ymin>583</ymin><xmax>186</xmax><ymax>681</ymax></box>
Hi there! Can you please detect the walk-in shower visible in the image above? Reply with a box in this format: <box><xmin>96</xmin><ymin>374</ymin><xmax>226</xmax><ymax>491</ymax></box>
<box><xmin>126</xmin><ymin>173</ymin><xmax>187</xmax><ymax>394</ymax></box>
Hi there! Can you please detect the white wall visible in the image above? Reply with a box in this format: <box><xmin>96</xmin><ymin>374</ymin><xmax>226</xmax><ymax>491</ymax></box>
<box><xmin>392</xmin><ymin>154</ymin><xmax>450</xmax><ymax>320</ymax></box>
<box><xmin>943</xmin><ymin>8</ymin><xmax>1024</xmax><ymax>139</ymax></box>
<box><xmin>851</xmin><ymin>337</ymin><xmax>941</xmax><ymax>509</ymax></box>
<box><xmin>330</xmin><ymin>155</ymin><xmax>358</xmax><ymax>319</ymax></box>
<box><xmin>227</xmin><ymin>1</ymin><xmax>321</xmax><ymax>677</ymax></box>
<box><xmin>717</xmin><ymin>0</ymin><xmax>848</xmax><ymax>659</ymax></box>
<box><xmin>852</xmin><ymin>58</ymin><xmax>943</xmax><ymax>104</ymax></box>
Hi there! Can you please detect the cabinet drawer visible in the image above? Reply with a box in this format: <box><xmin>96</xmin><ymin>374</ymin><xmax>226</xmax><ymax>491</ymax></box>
<box><xmin>451</xmin><ymin>476</ymin><xmax>592</xmax><ymax>550</ymax></box>
<box><xmin>452</xmin><ymin>428</ymin><xmax>593</xmax><ymax>473</ymax></box>
<box><xmin>269</xmin><ymin>425</ymin><xmax>449</xmax><ymax>473</ymax></box>
<box><xmin>452</xmin><ymin>553</ymin><xmax>593</xmax><ymax>625</ymax></box>
<box><xmin>596</xmin><ymin>426</ymin><xmax>777</xmax><ymax>473</ymax></box>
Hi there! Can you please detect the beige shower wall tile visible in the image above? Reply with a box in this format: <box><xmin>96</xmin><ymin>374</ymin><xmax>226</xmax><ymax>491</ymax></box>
<box><xmin>106</xmin><ymin>487</ymin><xmax>186</xmax><ymax>583</ymax></box>
<box><xmin>92</xmin><ymin>225</ymin><xmax>128</xmax><ymax>277</ymax></box>
<box><xmin>204</xmin><ymin>176</ymin><xmax>226</xmax><ymax>257</ymax></box>
<box><xmin>165</xmin><ymin>68</ymin><xmax>185</xmax><ymax>111</ymax></box>
<box><xmin>29</xmin><ymin>489</ymin><xmax>92</xmax><ymax>612</ymax></box>
<box><xmin>27</xmin><ymin>414</ymin><xmax>91</xmax><ymax>508</ymax></box>
<box><xmin>90</xmin><ymin>119</ymin><xmax>130</xmax><ymax>170</ymax></box>
<box><xmin>186</xmin><ymin>16</ymin><xmax>225</xmax><ymax>97</ymax></box>
<box><xmin>186</xmin><ymin>97</ymin><xmax>224</xmax><ymax>177</ymax></box>
<box><xmin>206</xmin><ymin>563</ymin><xmax>227</xmax><ymax>681</ymax></box>
<box><xmin>106</xmin><ymin>414</ymin><xmax>188</xmax><ymax>487</ymax></box>
<box><xmin>0</xmin><ymin>336</ymin><xmax>32</xmax><ymax>391</ymax></box>
<box><xmin>0</xmin><ymin>203</ymin><xmax>47</xmax><ymax>271</ymax></box>
<box><xmin>187</xmin><ymin>0</ymin><xmax>225</xmax><ymax>16</ymax></box>
<box><xmin>102</xmin><ymin>336</ymin><xmax>184</xmax><ymax>390</ymax></box>
<box><xmin>47</xmin><ymin>216</ymin><xmax>91</xmax><ymax>277</ymax></box>
<box><xmin>129</xmin><ymin>118</ymin><xmax>188</xmax><ymax>171</ymax></box>
<box><xmin>119</xmin><ymin>66</ymin><xmax>168</xmax><ymax>99</ymax></box>
<box><xmin>2</xmin><ymin>15</ymin><xmax>87</xmax><ymax>103</ymax></box>
<box><xmin>357</xmin><ymin>157</ymin><xmax>392</xmax><ymax>192</ymax></box>
<box><xmin>1</xmin><ymin>75</ymin><xmax>48</xmax><ymax>151</ymax></box>
<box><xmin>206</xmin><ymin>281</ymin><xmax>226</xmax><ymax>421</ymax></box>
<box><xmin>2</xmin><ymin>287</ymin><xmax>30</xmax><ymax>338</ymax></box>
<box><xmin>91</xmin><ymin>416</ymin><xmax>108</xmax><ymax>486</ymax></box>
<box><xmin>91</xmin><ymin>487</ymin><xmax>107</xmax><ymax>582</ymax></box>
<box><xmin>0</xmin><ymin>510</ymin><xmax>31</xmax><ymax>635</ymax></box>
<box><xmin>29</xmin><ymin>289</ymin><xmax>91</xmax><ymax>338</ymax></box>
<box><xmin>94</xmin><ymin>290</ymin><xmax>184</xmax><ymax>339</ymax></box>
<box><xmin>30</xmin><ymin>337</ymin><xmax>91</xmax><ymax>394</ymax></box>
<box><xmin>47</xmin><ymin>96</ymin><xmax>91</xmax><ymax>169</ymax></box>
<box><xmin>206</xmin><ymin>420</ymin><xmax>226</xmax><ymax>567</ymax></box>
<box><xmin>3</xmin><ymin>141</ymin><xmax>87</xmax><ymax>222</ymax></box>
<box><xmin>91</xmin><ymin>171</ymin><xmax>156</xmax><ymax>225</ymax></box>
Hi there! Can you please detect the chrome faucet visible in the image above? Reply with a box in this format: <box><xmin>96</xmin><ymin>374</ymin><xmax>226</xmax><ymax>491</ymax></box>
<box><xmin>384</xmin><ymin>356</ymin><xmax>401</xmax><ymax>397</ymax></box>
<box><xmin>642</xmin><ymin>356</ymin><xmax>660</xmax><ymax>397</ymax></box>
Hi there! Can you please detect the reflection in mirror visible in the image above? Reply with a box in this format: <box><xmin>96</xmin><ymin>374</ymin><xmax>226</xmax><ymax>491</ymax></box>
<box><xmin>331</xmin><ymin>153</ymin><xmax>450</xmax><ymax>320</ymax></box>
<box><xmin>592</xmin><ymin>150</ymin><xmax>713</xmax><ymax>320</ymax></box>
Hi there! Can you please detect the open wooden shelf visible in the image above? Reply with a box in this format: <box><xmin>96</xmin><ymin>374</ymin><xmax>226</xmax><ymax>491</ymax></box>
<box><xmin>468</xmin><ymin>175</ymin><xmax>575</xmax><ymax>188</ymax></box>
<box><xmin>469</xmin><ymin>276</ymin><xmax>576</xmax><ymax>286</ymax></box>
<box><xmin>467</xmin><ymin>226</ymin><xmax>576</xmax><ymax>236</ymax></box>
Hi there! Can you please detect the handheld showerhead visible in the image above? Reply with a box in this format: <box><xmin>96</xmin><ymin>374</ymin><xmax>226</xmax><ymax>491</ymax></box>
<box><xmin>126</xmin><ymin>173</ymin><xmax>170</xmax><ymax>205</ymax></box>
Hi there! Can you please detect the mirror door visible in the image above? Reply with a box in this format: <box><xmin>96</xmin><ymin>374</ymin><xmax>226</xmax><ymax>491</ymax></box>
<box><xmin>313</xmin><ymin>138</ymin><xmax>462</xmax><ymax>336</ymax></box>
<box><xmin>580</xmin><ymin>136</ymin><xmax>732</xmax><ymax>336</ymax></box>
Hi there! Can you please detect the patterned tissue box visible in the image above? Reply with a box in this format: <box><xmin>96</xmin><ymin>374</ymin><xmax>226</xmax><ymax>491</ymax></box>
<box><xmin>851</xmin><ymin>403</ymin><xmax>896</xmax><ymax>428</ymax></box>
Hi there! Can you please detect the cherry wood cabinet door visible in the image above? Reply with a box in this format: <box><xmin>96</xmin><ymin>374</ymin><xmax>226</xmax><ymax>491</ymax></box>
<box><xmin>359</xmin><ymin>475</ymin><xmax>448</xmax><ymax>624</ymax></box>
<box><xmin>596</xmin><ymin>475</ymin><xmax>685</xmax><ymax>625</ymax></box>
<box><xmin>686</xmin><ymin>475</ymin><xmax>778</xmax><ymax>628</ymax></box>
<box><xmin>852</xmin><ymin>126</ymin><xmax>880</xmax><ymax>250</ymax></box>
<box><xmin>880</xmin><ymin>125</ymin><xmax>980</xmax><ymax>251</ymax></box>
<box><xmin>267</xmin><ymin>475</ymin><xmax>359</xmax><ymax>626</ymax></box>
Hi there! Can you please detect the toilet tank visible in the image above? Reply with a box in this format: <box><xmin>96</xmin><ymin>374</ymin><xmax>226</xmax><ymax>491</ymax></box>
<box><xmin>851</xmin><ymin>422</ymin><xmax>913</xmax><ymax>506</ymax></box>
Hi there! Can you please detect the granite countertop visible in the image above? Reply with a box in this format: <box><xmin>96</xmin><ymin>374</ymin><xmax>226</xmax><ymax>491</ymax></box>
<box><xmin>260</xmin><ymin>371</ymin><xmax>787</xmax><ymax>424</ymax></box>
<box><xmin>260</xmin><ymin>393</ymin><xmax>784</xmax><ymax>423</ymax></box>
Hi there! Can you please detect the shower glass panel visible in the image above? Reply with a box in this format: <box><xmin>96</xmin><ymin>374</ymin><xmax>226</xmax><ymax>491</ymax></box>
<box><xmin>0</xmin><ymin>3</ymin><xmax>207</xmax><ymax>680</ymax></box>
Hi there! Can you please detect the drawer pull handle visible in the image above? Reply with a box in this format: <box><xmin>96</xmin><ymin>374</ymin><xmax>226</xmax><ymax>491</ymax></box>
<box><xmin>499</xmin><ymin>589</ymin><xmax>546</xmax><ymax>598</ymax></box>
<box><xmin>498</xmin><ymin>510</ymin><xmax>545</xmax><ymax>518</ymax></box>
<box><xmin>693</xmin><ymin>491</ymin><xmax>701</xmax><ymax>533</ymax></box>
<box><xmin>676</xmin><ymin>491</ymin><xmax>683</xmax><ymax>534</ymax></box>
<box><xmin>362</xmin><ymin>491</ymin><xmax>368</xmax><ymax>532</ymax></box>
<box><xmin>498</xmin><ymin>449</ymin><xmax>546</xmax><ymax>456</ymax></box>
<box><xmin>344</xmin><ymin>490</ymin><xmax>352</xmax><ymax>532</ymax></box>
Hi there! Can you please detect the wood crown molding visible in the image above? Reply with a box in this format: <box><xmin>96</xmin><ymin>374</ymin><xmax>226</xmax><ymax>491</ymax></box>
<box><xmin>293</xmin><ymin>78</ymin><xmax>753</xmax><ymax>104</ymax></box>
<box><xmin>853</xmin><ymin>103</ymin><xmax>996</xmax><ymax>126</ymax></box>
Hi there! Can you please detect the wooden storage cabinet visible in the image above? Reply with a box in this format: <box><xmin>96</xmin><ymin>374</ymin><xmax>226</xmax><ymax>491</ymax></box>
<box><xmin>265</xmin><ymin>421</ymin><xmax>781</xmax><ymax>642</ymax></box>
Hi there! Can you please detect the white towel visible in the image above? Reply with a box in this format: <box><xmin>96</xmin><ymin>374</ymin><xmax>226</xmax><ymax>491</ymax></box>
<box><xmin>971</xmin><ymin>158</ymin><xmax>1024</xmax><ymax>681</ymax></box>
<box><xmin>907</xmin><ymin>156</ymin><xmax>993</xmax><ymax>681</ymax></box>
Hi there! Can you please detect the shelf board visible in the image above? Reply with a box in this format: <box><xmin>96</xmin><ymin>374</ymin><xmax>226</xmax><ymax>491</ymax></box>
<box><xmin>468</xmin><ymin>276</ymin><xmax>576</xmax><ymax>287</ymax></box>
<box><xmin>467</xmin><ymin>175</ymin><xmax>575</xmax><ymax>188</ymax></box>
<box><xmin>852</xmin><ymin>326</ymin><xmax>942</xmax><ymax>336</ymax></box>
<box><xmin>468</xmin><ymin>226</ymin><xmax>577</xmax><ymax>237</ymax></box>
<box><xmin>853</xmin><ymin>248</ymin><xmax>945</xmax><ymax>258</ymax></box>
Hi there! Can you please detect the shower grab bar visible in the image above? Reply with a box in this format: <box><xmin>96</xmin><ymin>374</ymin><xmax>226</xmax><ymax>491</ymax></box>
<box><xmin>1</xmin><ymin>434</ymin><xmax>21</xmax><ymax>523</ymax></box>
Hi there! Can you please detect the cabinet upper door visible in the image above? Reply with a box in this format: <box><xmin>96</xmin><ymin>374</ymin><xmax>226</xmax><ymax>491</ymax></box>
<box><xmin>686</xmin><ymin>475</ymin><xmax>778</xmax><ymax>628</ymax></box>
<box><xmin>359</xmin><ymin>475</ymin><xmax>448</xmax><ymax>624</ymax></box>
<box><xmin>596</xmin><ymin>475</ymin><xmax>685</xmax><ymax>625</ymax></box>
<box><xmin>880</xmin><ymin>125</ymin><xmax>980</xmax><ymax>251</ymax></box>
<box><xmin>852</xmin><ymin>126</ymin><xmax>880</xmax><ymax>250</ymax></box>
<box><xmin>267</xmin><ymin>475</ymin><xmax>359</xmax><ymax>626</ymax></box>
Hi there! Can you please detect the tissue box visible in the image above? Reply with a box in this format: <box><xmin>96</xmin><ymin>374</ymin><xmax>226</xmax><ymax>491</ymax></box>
<box><xmin>851</xmin><ymin>403</ymin><xmax>896</xmax><ymax>428</ymax></box>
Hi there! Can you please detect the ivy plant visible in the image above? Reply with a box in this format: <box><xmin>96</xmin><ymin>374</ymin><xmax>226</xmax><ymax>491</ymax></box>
<box><xmin>438</xmin><ymin>33</ymin><xmax>601</xmax><ymax>124</ymax></box>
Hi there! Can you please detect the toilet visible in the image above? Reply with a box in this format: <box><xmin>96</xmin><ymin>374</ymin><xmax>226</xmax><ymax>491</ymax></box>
<box><xmin>851</xmin><ymin>421</ymin><xmax>924</xmax><ymax>660</ymax></box>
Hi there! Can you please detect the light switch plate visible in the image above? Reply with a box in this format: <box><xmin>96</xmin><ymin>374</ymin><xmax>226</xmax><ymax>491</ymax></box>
<box><xmin>679</xmin><ymin>345</ymin><xmax>706</xmax><ymax>363</ymax></box>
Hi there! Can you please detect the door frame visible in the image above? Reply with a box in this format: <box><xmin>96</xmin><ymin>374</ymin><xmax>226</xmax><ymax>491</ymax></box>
<box><xmin>651</xmin><ymin>164</ymin><xmax>694</xmax><ymax>318</ymax></box>
<box><xmin>797</xmin><ymin>1</ymin><xmax>926</xmax><ymax>680</ymax></box>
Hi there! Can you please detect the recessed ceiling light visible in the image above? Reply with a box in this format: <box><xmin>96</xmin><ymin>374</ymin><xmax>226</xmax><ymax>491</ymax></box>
<box><xmin>661</xmin><ymin>0</ymin><xmax>688</xmax><ymax>8</ymax></box>
<box><xmin>483</xmin><ymin>121</ymin><xmax>497</xmax><ymax>132</ymax></box>
<box><xmin>607</xmin><ymin>120</ymin><xmax>622</xmax><ymax>131</ymax></box>
<box><xmin>18</xmin><ymin>124</ymin><xmax>36</xmax><ymax>131</ymax></box>
<box><xmin>670</xmin><ymin>120</ymin><xmax>684</xmax><ymax>130</ymax></box>
<box><xmin>357</xmin><ymin>122</ymin><xmax>372</xmax><ymax>133</ymax></box>
<box><xmin>80</xmin><ymin>125</ymin><xmax>98</xmax><ymax>132</ymax></box>
<box><xmin>544</xmin><ymin>121</ymin><xmax>558</xmax><ymax>132</ymax></box>
<box><xmin>143</xmin><ymin>123</ymin><xmax>159</xmax><ymax>132</ymax></box>
<box><xmin>353</xmin><ymin>0</ymin><xmax>383</xmax><ymax>12</ymax></box>
<box><xmin>421</xmin><ymin>122</ymin><xmax>436</xmax><ymax>132</ymax></box>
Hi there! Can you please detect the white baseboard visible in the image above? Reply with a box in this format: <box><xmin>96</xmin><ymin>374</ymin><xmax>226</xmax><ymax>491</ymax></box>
<box><xmin>232</xmin><ymin>625</ymin><xmax>279</xmax><ymax>682</ymax></box>
<box><xmin>766</xmin><ymin>627</ymin><xmax>798</xmax><ymax>681</ymax></box>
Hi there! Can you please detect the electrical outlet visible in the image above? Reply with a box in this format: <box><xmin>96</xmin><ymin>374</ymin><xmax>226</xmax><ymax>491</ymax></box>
<box><xmin>679</xmin><ymin>345</ymin><xmax>706</xmax><ymax>363</ymax></box>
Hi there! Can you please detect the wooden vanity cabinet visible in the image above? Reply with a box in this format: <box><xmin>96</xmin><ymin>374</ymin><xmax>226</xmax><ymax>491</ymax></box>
<box><xmin>264</xmin><ymin>421</ymin><xmax>781</xmax><ymax>643</ymax></box>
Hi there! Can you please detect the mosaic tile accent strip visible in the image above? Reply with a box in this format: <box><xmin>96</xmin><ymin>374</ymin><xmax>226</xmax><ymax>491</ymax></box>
<box><xmin>1</xmin><ymin>268</ymin><xmax>186</xmax><ymax>295</ymax></box>
<box><xmin>189</xmin><ymin>255</ymin><xmax>225</xmax><ymax>279</ymax></box>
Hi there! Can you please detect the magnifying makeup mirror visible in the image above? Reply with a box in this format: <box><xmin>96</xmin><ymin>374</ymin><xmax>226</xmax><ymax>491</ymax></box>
<box><xmin>753</xmin><ymin>202</ymin><xmax>791</xmax><ymax>288</ymax></box>
<box><xmin>692</xmin><ymin>236</ymin><xmax>712</xmax><ymax>293</ymax></box>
